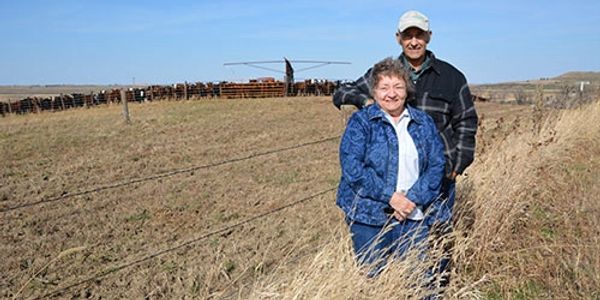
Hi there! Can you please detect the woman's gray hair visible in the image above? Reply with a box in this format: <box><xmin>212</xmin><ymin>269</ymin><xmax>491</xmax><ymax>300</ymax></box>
<box><xmin>367</xmin><ymin>57</ymin><xmax>415</xmax><ymax>97</ymax></box>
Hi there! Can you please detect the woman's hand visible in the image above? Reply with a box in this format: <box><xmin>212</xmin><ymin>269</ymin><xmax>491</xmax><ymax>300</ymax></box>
<box><xmin>389</xmin><ymin>192</ymin><xmax>416</xmax><ymax>221</ymax></box>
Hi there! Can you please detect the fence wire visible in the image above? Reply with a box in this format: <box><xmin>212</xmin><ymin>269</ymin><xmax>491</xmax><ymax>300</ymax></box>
<box><xmin>1</xmin><ymin>135</ymin><xmax>340</xmax><ymax>213</ymax></box>
<box><xmin>33</xmin><ymin>187</ymin><xmax>336</xmax><ymax>299</ymax></box>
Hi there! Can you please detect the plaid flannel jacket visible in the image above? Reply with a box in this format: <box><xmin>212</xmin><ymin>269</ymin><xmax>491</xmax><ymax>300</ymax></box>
<box><xmin>333</xmin><ymin>51</ymin><xmax>478</xmax><ymax>176</ymax></box>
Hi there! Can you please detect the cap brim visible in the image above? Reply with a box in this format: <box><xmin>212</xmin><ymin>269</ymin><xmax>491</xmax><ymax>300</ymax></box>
<box><xmin>399</xmin><ymin>24</ymin><xmax>429</xmax><ymax>32</ymax></box>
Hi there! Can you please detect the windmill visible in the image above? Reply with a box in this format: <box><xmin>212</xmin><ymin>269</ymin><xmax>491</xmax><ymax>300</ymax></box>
<box><xmin>224</xmin><ymin>58</ymin><xmax>350</xmax><ymax>96</ymax></box>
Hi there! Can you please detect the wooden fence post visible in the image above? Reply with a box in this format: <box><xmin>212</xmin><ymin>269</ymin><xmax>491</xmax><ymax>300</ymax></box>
<box><xmin>82</xmin><ymin>92</ymin><xmax>87</xmax><ymax>108</ymax></box>
<box><xmin>7</xmin><ymin>99</ymin><xmax>12</xmax><ymax>114</ymax></box>
<box><xmin>120</xmin><ymin>89</ymin><xmax>131</xmax><ymax>123</ymax></box>
<box><xmin>184</xmin><ymin>82</ymin><xmax>188</xmax><ymax>100</ymax></box>
<box><xmin>59</xmin><ymin>93</ymin><xmax>65</xmax><ymax>110</ymax></box>
<box><xmin>33</xmin><ymin>98</ymin><xmax>40</xmax><ymax>113</ymax></box>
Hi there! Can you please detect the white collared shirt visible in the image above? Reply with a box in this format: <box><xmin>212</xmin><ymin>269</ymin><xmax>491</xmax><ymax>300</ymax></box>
<box><xmin>384</xmin><ymin>109</ymin><xmax>424</xmax><ymax>220</ymax></box>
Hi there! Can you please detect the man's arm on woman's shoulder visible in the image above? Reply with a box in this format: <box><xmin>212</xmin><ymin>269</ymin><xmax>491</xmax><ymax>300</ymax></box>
<box><xmin>332</xmin><ymin>68</ymin><xmax>373</xmax><ymax>109</ymax></box>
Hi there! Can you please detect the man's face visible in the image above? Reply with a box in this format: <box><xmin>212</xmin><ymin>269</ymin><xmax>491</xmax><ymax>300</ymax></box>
<box><xmin>396</xmin><ymin>27</ymin><xmax>430</xmax><ymax>62</ymax></box>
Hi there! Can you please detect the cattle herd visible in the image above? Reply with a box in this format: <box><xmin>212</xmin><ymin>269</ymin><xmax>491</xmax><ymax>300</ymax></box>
<box><xmin>0</xmin><ymin>79</ymin><xmax>341</xmax><ymax>116</ymax></box>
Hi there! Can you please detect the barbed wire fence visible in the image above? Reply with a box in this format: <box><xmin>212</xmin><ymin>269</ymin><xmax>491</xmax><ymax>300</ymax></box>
<box><xmin>4</xmin><ymin>133</ymin><xmax>344</xmax><ymax>298</ymax></box>
<box><xmin>32</xmin><ymin>187</ymin><xmax>336</xmax><ymax>299</ymax></box>
<box><xmin>1</xmin><ymin>136</ymin><xmax>340</xmax><ymax>213</ymax></box>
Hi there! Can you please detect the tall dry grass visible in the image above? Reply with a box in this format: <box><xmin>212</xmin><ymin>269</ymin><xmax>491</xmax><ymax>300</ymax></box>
<box><xmin>247</xmin><ymin>99</ymin><xmax>600</xmax><ymax>299</ymax></box>
<box><xmin>2</xmin><ymin>98</ymin><xmax>598</xmax><ymax>299</ymax></box>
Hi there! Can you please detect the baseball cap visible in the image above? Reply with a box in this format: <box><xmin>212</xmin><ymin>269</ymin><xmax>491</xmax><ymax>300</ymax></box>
<box><xmin>398</xmin><ymin>10</ymin><xmax>430</xmax><ymax>33</ymax></box>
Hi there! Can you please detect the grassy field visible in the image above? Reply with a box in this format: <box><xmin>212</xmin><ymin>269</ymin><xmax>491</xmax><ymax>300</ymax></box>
<box><xmin>1</xmin><ymin>97</ymin><xmax>598</xmax><ymax>299</ymax></box>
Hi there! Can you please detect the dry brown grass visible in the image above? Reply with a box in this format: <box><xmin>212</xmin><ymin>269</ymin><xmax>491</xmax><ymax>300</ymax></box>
<box><xmin>1</xmin><ymin>97</ymin><xmax>598</xmax><ymax>299</ymax></box>
<box><xmin>1</xmin><ymin>97</ymin><xmax>341</xmax><ymax>299</ymax></box>
<box><xmin>246</xmin><ymin>100</ymin><xmax>600</xmax><ymax>299</ymax></box>
<box><xmin>450</xmin><ymin>99</ymin><xmax>600</xmax><ymax>299</ymax></box>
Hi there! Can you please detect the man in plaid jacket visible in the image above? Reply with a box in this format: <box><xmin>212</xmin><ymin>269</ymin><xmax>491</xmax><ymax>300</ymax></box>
<box><xmin>333</xmin><ymin>10</ymin><xmax>478</xmax><ymax>286</ymax></box>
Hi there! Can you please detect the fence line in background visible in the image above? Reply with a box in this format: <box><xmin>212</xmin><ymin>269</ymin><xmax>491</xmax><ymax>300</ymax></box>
<box><xmin>0</xmin><ymin>79</ymin><xmax>342</xmax><ymax>116</ymax></box>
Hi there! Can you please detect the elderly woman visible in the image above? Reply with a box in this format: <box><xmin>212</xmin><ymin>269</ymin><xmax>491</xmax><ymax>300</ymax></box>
<box><xmin>336</xmin><ymin>57</ymin><xmax>445</xmax><ymax>271</ymax></box>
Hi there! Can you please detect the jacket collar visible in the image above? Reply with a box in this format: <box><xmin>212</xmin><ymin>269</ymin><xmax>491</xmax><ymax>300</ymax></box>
<box><xmin>399</xmin><ymin>50</ymin><xmax>441</xmax><ymax>76</ymax></box>
<box><xmin>366</xmin><ymin>103</ymin><xmax>424</xmax><ymax>125</ymax></box>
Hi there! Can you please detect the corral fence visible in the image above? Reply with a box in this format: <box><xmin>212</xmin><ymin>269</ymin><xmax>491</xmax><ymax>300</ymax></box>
<box><xmin>0</xmin><ymin>79</ymin><xmax>341</xmax><ymax>116</ymax></box>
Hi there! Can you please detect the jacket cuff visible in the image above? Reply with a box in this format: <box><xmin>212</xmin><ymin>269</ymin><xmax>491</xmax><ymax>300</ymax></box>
<box><xmin>382</xmin><ymin>186</ymin><xmax>395</xmax><ymax>204</ymax></box>
<box><xmin>405</xmin><ymin>189</ymin><xmax>420</xmax><ymax>206</ymax></box>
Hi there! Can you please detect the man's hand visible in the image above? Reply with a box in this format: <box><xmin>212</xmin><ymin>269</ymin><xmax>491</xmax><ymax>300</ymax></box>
<box><xmin>389</xmin><ymin>192</ymin><xmax>416</xmax><ymax>221</ymax></box>
<box><xmin>448</xmin><ymin>171</ymin><xmax>458</xmax><ymax>180</ymax></box>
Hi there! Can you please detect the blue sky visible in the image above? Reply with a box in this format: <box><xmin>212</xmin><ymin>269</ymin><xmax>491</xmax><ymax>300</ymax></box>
<box><xmin>1</xmin><ymin>0</ymin><xmax>599</xmax><ymax>85</ymax></box>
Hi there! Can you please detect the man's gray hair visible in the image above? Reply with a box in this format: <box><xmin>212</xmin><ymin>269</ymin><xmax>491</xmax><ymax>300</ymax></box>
<box><xmin>367</xmin><ymin>57</ymin><xmax>415</xmax><ymax>97</ymax></box>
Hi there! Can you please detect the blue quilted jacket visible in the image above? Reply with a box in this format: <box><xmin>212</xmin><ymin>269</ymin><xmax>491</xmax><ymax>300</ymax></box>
<box><xmin>337</xmin><ymin>104</ymin><xmax>446</xmax><ymax>226</ymax></box>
